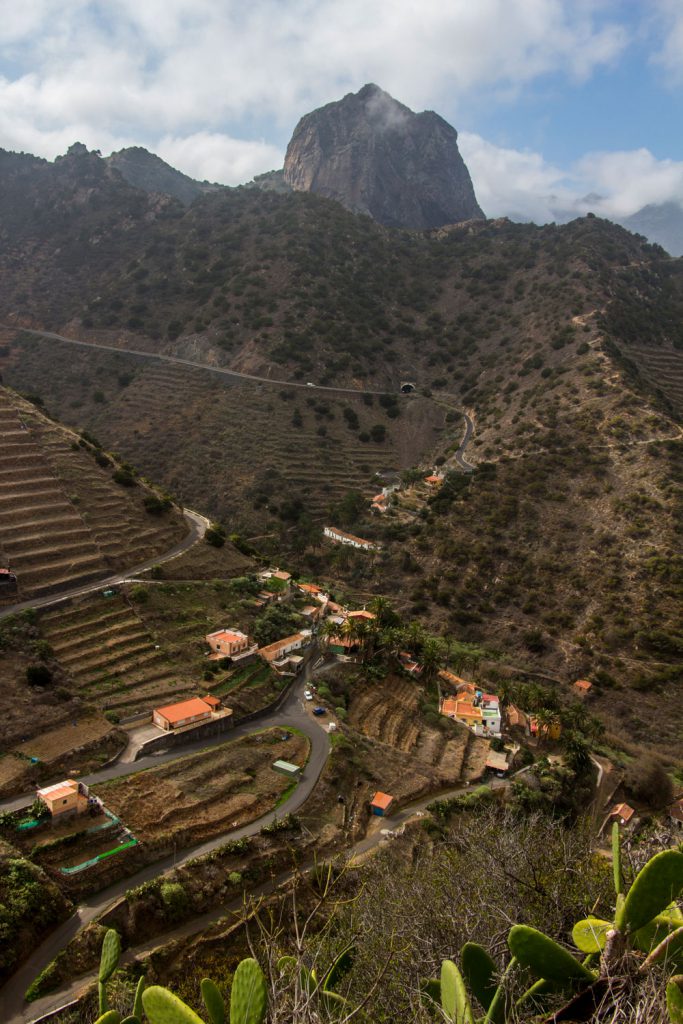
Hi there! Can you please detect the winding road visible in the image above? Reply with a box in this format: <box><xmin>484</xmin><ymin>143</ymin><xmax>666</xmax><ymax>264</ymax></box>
<box><xmin>8</xmin><ymin>327</ymin><xmax>397</xmax><ymax>398</ymax></box>
<box><xmin>0</xmin><ymin>507</ymin><xmax>210</xmax><ymax>622</ymax></box>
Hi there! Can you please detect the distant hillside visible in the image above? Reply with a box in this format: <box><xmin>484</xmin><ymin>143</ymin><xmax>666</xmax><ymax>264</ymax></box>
<box><xmin>107</xmin><ymin>146</ymin><xmax>225</xmax><ymax>205</ymax></box>
<box><xmin>616</xmin><ymin>201</ymin><xmax>683</xmax><ymax>257</ymax></box>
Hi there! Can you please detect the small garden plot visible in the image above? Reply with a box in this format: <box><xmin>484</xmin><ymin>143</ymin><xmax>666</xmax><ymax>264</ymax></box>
<box><xmin>25</xmin><ymin>812</ymin><xmax>134</xmax><ymax>875</ymax></box>
<box><xmin>92</xmin><ymin>728</ymin><xmax>310</xmax><ymax>846</ymax></box>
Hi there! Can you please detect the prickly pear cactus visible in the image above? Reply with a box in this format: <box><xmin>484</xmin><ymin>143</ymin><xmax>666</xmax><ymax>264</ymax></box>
<box><xmin>99</xmin><ymin>929</ymin><xmax>122</xmax><ymax>984</ymax></box>
<box><xmin>440</xmin><ymin>958</ymin><xmax>474</xmax><ymax>1024</ymax></box>
<box><xmin>132</xmin><ymin>976</ymin><xmax>145</xmax><ymax>1021</ymax></box>
<box><xmin>93</xmin><ymin>1012</ymin><xmax>122</xmax><ymax>1024</ymax></box>
<box><xmin>508</xmin><ymin>925</ymin><xmax>594</xmax><ymax>983</ymax></box>
<box><xmin>201</xmin><ymin>977</ymin><xmax>226</xmax><ymax>1024</ymax></box>
<box><xmin>229</xmin><ymin>958</ymin><xmax>267</xmax><ymax>1024</ymax></box>
<box><xmin>618</xmin><ymin>850</ymin><xmax>683</xmax><ymax>933</ymax></box>
<box><xmin>142</xmin><ymin>985</ymin><xmax>207</xmax><ymax>1024</ymax></box>
<box><xmin>572</xmin><ymin>918</ymin><xmax>611</xmax><ymax>953</ymax></box>
<box><xmin>667</xmin><ymin>976</ymin><xmax>683</xmax><ymax>1024</ymax></box>
<box><xmin>461</xmin><ymin>942</ymin><xmax>497</xmax><ymax>1012</ymax></box>
<box><xmin>120</xmin><ymin>1017</ymin><xmax>141</xmax><ymax>1024</ymax></box>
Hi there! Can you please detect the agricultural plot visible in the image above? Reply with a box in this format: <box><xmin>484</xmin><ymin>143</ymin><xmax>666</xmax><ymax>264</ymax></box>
<box><xmin>92</xmin><ymin>728</ymin><xmax>310</xmax><ymax>845</ymax></box>
<box><xmin>344</xmin><ymin>673</ymin><xmax>489</xmax><ymax>797</ymax></box>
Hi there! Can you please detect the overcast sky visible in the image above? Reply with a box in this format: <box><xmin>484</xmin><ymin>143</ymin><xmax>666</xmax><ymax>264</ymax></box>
<box><xmin>1</xmin><ymin>0</ymin><xmax>682</xmax><ymax>222</ymax></box>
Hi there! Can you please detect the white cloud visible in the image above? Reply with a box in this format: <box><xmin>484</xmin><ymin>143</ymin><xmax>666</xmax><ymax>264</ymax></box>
<box><xmin>650</xmin><ymin>0</ymin><xmax>683</xmax><ymax>84</ymax></box>
<box><xmin>0</xmin><ymin>0</ymin><xmax>629</xmax><ymax>162</ymax></box>
<box><xmin>157</xmin><ymin>133</ymin><xmax>283</xmax><ymax>185</ymax></box>
<box><xmin>459</xmin><ymin>133</ymin><xmax>683</xmax><ymax>224</ymax></box>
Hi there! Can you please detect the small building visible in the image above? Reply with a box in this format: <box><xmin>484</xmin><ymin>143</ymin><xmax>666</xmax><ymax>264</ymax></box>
<box><xmin>347</xmin><ymin>609</ymin><xmax>376</xmax><ymax>622</ymax></box>
<box><xmin>153</xmin><ymin>696</ymin><xmax>214</xmax><ymax>732</ymax></box>
<box><xmin>272</xmin><ymin>759</ymin><xmax>302</xmax><ymax>779</ymax></box>
<box><xmin>206</xmin><ymin>628</ymin><xmax>250</xmax><ymax>658</ymax></box>
<box><xmin>485</xmin><ymin>750</ymin><xmax>510</xmax><ymax>775</ymax></box>
<box><xmin>442</xmin><ymin>697</ymin><xmax>483</xmax><ymax>730</ymax></box>
<box><xmin>574</xmin><ymin>679</ymin><xmax>593</xmax><ymax>696</ymax></box>
<box><xmin>398</xmin><ymin>651</ymin><xmax>423</xmax><ymax>676</ymax></box>
<box><xmin>370</xmin><ymin>791</ymin><xmax>394</xmax><ymax>816</ymax></box>
<box><xmin>301</xmin><ymin>604</ymin><xmax>322</xmax><ymax>621</ymax></box>
<box><xmin>609</xmin><ymin>802</ymin><xmax>635</xmax><ymax>826</ymax></box>
<box><xmin>424</xmin><ymin>474</ymin><xmax>444</xmax><ymax>488</ymax></box>
<box><xmin>506</xmin><ymin>704</ymin><xmax>530</xmax><ymax>734</ymax></box>
<box><xmin>668</xmin><ymin>798</ymin><xmax>683</xmax><ymax>830</ymax></box>
<box><xmin>202</xmin><ymin>694</ymin><xmax>222</xmax><ymax>710</ymax></box>
<box><xmin>529</xmin><ymin>716</ymin><xmax>562</xmax><ymax>741</ymax></box>
<box><xmin>323</xmin><ymin>526</ymin><xmax>381</xmax><ymax>551</ymax></box>
<box><xmin>328</xmin><ymin>635</ymin><xmax>358</xmax><ymax>660</ymax></box>
<box><xmin>272</xmin><ymin>570</ymin><xmax>292</xmax><ymax>583</ymax></box>
<box><xmin>297</xmin><ymin>582</ymin><xmax>323</xmax><ymax>597</ymax></box>
<box><xmin>259</xmin><ymin>631</ymin><xmax>312</xmax><ymax>664</ymax></box>
<box><xmin>37</xmin><ymin>779</ymin><xmax>89</xmax><ymax>820</ymax></box>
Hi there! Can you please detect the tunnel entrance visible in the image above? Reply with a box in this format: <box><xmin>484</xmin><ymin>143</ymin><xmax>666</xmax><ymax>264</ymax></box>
<box><xmin>400</xmin><ymin>382</ymin><xmax>416</xmax><ymax>393</ymax></box>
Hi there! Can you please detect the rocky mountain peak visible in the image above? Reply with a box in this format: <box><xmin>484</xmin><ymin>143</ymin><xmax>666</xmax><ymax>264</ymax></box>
<box><xmin>283</xmin><ymin>84</ymin><xmax>484</xmax><ymax>229</ymax></box>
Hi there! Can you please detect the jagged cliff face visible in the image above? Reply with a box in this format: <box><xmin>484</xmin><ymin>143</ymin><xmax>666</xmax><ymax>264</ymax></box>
<box><xmin>283</xmin><ymin>84</ymin><xmax>484</xmax><ymax>229</ymax></box>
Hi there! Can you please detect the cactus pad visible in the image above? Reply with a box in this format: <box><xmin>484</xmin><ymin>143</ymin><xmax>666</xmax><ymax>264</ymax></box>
<box><xmin>572</xmin><ymin>918</ymin><xmax>611</xmax><ymax>953</ymax></box>
<box><xmin>99</xmin><ymin>929</ymin><xmax>122</xmax><ymax>984</ymax></box>
<box><xmin>508</xmin><ymin>925</ymin><xmax>594</xmax><ymax>983</ymax></box>
<box><xmin>201</xmin><ymin>978</ymin><xmax>226</xmax><ymax>1024</ymax></box>
<box><xmin>619</xmin><ymin>850</ymin><xmax>683</xmax><ymax>933</ymax></box>
<box><xmin>229</xmin><ymin>957</ymin><xmax>267</xmax><ymax>1024</ymax></box>
<box><xmin>440</xmin><ymin>958</ymin><xmax>474</xmax><ymax>1023</ymax></box>
<box><xmin>142</xmin><ymin>985</ymin><xmax>206</xmax><ymax>1024</ymax></box>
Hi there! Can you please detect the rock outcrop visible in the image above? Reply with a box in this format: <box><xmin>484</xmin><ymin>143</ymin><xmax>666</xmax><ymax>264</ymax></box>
<box><xmin>283</xmin><ymin>84</ymin><xmax>484</xmax><ymax>229</ymax></box>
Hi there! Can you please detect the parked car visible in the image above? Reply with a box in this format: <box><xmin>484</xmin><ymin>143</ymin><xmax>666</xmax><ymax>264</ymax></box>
<box><xmin>306</xmin><ymin>382</ymin><xmax>316</xmax><ymax>387</ymax></box>
<box><xmin>304</xmin><ymin>690</ymin><xmax>313</xmax><ymax>700</ymax></box>
<box><xmin>313</xmin><ymin>706</ymin><xmax>326</xmax><ymax>716</ymax></box>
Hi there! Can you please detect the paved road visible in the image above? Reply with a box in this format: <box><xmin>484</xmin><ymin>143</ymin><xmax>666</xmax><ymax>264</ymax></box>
<box><xmin>9</xmin><ymin>777</ymin><xmax>476</xmax><ymax>1024</ymax></box>
<box><xmin>453</xmin><ymin>412</ymin><xmax>475</xmax><ymax>472</ymax></box>
<box><xmin>9</xmin><ymin>327</ymin><xmax>398</xmax><ymax>398</ymax></box>
<box><xmin>0</xmin><ymin>673</ymin><xmax>331</xmax><ymax>1022</ymax></box>
<box><xmin>0</xmin><ymin>507</ymin><xmax>209</xmax><ymax>622</ymax></box>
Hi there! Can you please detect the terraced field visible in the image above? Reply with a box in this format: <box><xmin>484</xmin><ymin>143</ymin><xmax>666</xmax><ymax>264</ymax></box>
<box><xmin>0</xmin><ymin>391</ymin><xmax>106</xmax><ymax>596</ymax></box>
<box><xmin>346</xmin><ymin>675</ymin><xmax>488</xmax><ymax>786</ymax></box>
<box><xmin>39</xmin><ymin>594</ymin><xmax>196</xmax><ymax>716</ymax></box>
<box><xmin>623</xmin><ymin>342</ymin><xmax>683</xmax><ymax>420</ymax></box>
<box><xmin>0</xmin><ymin>385</ymin><xmax>185</xmax><ymax>601</ymax></box>
<box><xmin>93</xmin><ymin>728</ymin><xmax>310</xmax><ymax>844</ymax></box>
<box><xmin>3</xmin><ymin>338</ymin><xmax>445</xmax><ymax>524</ymax></box>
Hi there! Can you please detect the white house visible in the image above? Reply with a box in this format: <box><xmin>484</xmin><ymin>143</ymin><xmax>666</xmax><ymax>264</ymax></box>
<box><xmin>323</xmin><ymin>526</ymin><xmax>381</xmax><ymax>551</ymax></box>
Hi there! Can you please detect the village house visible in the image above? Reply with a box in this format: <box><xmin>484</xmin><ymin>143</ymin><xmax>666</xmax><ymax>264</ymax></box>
<box><xmin>258</xmin><ymin>630</ymin><xmax>312</xmax><ymax>671</ymax></box>
<box><xmin>506</xmin><ymin>704</ymin><xmax>530</xmax><ymax>734</ymax></box>
<box><xmin>323</xmin><ymin>526</ymin><xmax>381</xmax><ymax>551</ymax></box>
<box><xmin>205</xmin><ymin>627</ymin><xmax>252</xmax><ymax>660</ymax></box>
<box><xmin>529</xmin><ymin>716</ymin><xmax>562</xmax><ymax>741</ymax></box>
<box><xmin>327</xmin><ymin>635</ymin><xmax>359</xmax><ymax>660</ymax></box>
<box><xmin>485</xmin><ymin>750</ymin><xmax>510</xmax><ymax>776</ymax></box>
<box><xmin>370</xmin><ymin>791</ymin><xmax>394</xmax><ymax>816</ymax></box>
<box><xmin>153</xmin><ymin>695</ymin><xmax>227</xmax><ymax>732</ymax></box>
<box><xmin>347</xmin><ymin>609</ymin><xmax>376</xmax><ymax>622</ymax></box>
<box><xmin>573</xmin><ymin>679</ymin><xmax>593</xmax><ymax>696</ymax></box>
<box><xmin>441</xmin><ymin>696</ymin><xmax>484</xmax><ymax>731</ymax></box>
<box><xmin>424</xmin><ymin>474</ymin><xmax>444</xmax><ymax>488</ymax></box>
<box><xmin>398</xmin><ymin>650</ymin><xmax>422</xmax><ymax>675</ymax></box>
<box><xmin>37</xmin><ymin>779</ymin><xmax>90</xmax><ymax>821</ymax></box>
<box><xmin>609</xmin><ymin>802</ymin><xmax>636</xmax><ymax>827</ymax></box>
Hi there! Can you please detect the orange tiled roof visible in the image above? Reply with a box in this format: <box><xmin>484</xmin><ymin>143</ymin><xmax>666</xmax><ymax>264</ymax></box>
<box><xmin>155</xmin><ymin>697</ymin><xmax>213</xmax><ymax>724</ymax></box>
<box><xmin>298</xmin><ymin>582</ymin><xmax>322</xmax><ymax>594</ymax></box>
<box><xmin>207</xmin><ymin>628</ymin><xmax>247</xmax><ymax>644</ymax></box>
<box><xmin>610</xmin><ymin>802</ymin><xmax>635</xmax><ymax>822</ymax></box>
<box><xmin>574</xmin><ymin>679</ymin><xmax>593</xmax><ymax>692</ymax></box>
<box><xmin>203</xmin><ymin>695</ymin><xmax>221</xmax><ymax>707</ymax></box>
<box><xmin>347</xmin><ymin>609</ymin><xmax>376</xmax><ymax>620</ymax></box>
<box><xmin>37</xmin><ymin>779</ymin><xmax>79</xmax><ymax>801</ymax></box>
<box><xmin>371</xmin><ymin>791</ymin><xmax>394</xmax><ymax>809</ymax></box>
